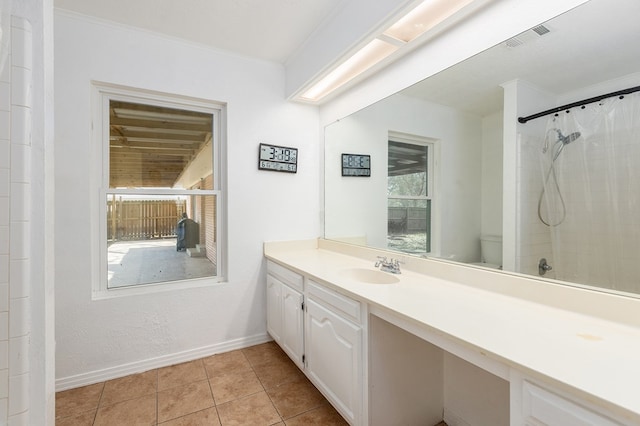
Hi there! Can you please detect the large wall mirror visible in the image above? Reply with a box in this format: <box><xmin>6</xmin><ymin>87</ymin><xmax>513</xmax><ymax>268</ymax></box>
<box><xmin>325</xmin><ymin>0</ymin><xmax>640</xmax><ymax>297</ymax></box>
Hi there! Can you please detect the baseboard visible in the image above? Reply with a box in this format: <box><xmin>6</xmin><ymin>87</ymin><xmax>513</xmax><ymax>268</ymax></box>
<box><xmin>56</xmin><ymin>332</ymin><xmax>272</xmax><ymax>391</ymax></box>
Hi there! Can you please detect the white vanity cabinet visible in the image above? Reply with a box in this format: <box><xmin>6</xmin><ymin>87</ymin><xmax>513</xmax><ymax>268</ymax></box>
<box><xmin>266</xmin><ymin>261</ymin><xmax>304</xmax><ymax>369</ymax></box>
<box><xmin>305</xmin><ymin>280</ymin><xmax>364</xmax><ymax>426</ymax></box>
<box><xmin>266</xmin><ymin>261</ymin><xmax>365</xmax><ymax>425</ymax></box>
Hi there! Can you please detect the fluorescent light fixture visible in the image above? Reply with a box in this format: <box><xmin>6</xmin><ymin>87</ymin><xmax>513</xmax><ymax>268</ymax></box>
<box><xmin>301</xmin><ymin>38</ymin><xmax>398</xmax><ymax>101</ymax></box>
<box><xmin>384</xmin><ymin>0</ymin><xmax>474</xmax><ymax>43</ymax></box>
<box><xmin>299</xmin><ymin>0</ymin><xmax>476</xmax><ymax>102</ymax></box>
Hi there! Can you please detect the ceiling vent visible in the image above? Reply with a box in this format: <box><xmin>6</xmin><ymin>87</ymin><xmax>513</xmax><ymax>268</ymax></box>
<box><xmin>504</xmin><ymin>24</ymin><xmax>551</xmax><ymax>48</ymax></box>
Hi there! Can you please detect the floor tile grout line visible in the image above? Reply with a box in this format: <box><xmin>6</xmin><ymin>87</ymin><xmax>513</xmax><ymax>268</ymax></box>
<box><xmin>155</xmin><ymin>367</ymin><xmax>159</xmax><ymax>426</ymax></box>
<box><xmin>204</xmin><ymin>371</ymin><xmax>223</xmax><ymax>426</ymax></box>
<box><xmin>92</xmin><ymin>381</ymin><xmax>106</xmax><ymax>425</ymax></box>
<box><xmin>58</xmin><ymin>342</ymin><xmax>339</xmax><ymax>425</ymax></box>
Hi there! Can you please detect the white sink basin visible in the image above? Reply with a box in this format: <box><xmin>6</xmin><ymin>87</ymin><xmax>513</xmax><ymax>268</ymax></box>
<box><xmin>339</xmin><ymin>268</ymin><xmax>400</xmax><ymax>284</ymax></box>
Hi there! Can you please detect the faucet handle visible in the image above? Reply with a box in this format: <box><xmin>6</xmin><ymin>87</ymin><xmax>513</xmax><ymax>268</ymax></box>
<box><xmin>375</xmin><ymin>256</ymin><xmax>387</xmax><ymax>268</ymax></box>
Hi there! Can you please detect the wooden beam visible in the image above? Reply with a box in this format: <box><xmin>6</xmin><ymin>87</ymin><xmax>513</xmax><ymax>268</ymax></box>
<box><xmin>109</xmin><ymin>132</ymin><xmax>204</xmax><ymax>142</ymax></box>
<box><xmin>110</xmin><ymin>140</ymin><xmax>201</xmax><ymax>151</ymax></box>
<box><xmin>110</xmin><ymin>118</ymin><xmax>212</xmax><ymax>132</ymax></box>
<box><xmin>110</xmin><ymin>147</ymin><xmax>194</xmax><ymax>157</ymax></box>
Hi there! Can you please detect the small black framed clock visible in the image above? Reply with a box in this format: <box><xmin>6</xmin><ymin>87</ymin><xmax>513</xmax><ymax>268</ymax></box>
<box><xmin>258</xmin><ymin>143</ymin><xmax>298</xmax><ymax>173</ymax></box>
<box><xmin>342</xmin><ymin>153</ymin><xmax>371</xmax><ymax>177</ymax></box>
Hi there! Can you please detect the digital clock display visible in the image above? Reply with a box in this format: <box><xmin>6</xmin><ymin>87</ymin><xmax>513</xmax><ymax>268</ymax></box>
<box><xmin>258</xmin><ymin>143</ymin><xmax>298</xmax><ymax>173</ymax></box>
<box><xmin>342</xmin><ymin>153</ymin><xmax>371</xmax><ymax>177</ymax></box>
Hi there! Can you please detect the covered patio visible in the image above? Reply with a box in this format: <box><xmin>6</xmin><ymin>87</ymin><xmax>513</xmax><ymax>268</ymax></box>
<box><xmin>106</xmin><ymin>101</ymin><xmax>218</xmax><ymax>288</ymax></box>
<box><xmin>108</xmin><ymin>239</ymin><xmax>216</xmax><ymax>288</ymax></box>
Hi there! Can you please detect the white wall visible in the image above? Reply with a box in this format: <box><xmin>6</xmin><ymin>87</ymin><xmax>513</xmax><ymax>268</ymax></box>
<box><xmin>503</xmin><ymin>80</ymin><xmax>556</xmax><ymax>275</ymax></box>
<box><xmin>325</xmin><ymin>93</ymin><xmax>482</xmax><ymax>262</ymax></box>
<box><xmin>481</xmin><ymin>111</ymin><xmax>503</xmax><ymax>237</ymax></box>
<box><xmin>54</xmin><ymin>11</ymin><xmax>319</xmax><ymax>386</ymax></box>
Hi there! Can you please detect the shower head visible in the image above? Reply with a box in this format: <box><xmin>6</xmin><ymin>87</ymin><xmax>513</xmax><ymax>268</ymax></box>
<box><xmin>556</xmin><ymin>130</ymin><xmax>581</xmax><ymax>145</ymax></box>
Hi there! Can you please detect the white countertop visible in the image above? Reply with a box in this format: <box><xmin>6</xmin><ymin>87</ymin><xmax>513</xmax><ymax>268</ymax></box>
<box><xmin>264</xmin><ymin>240</ymin><xmax>640</xmax><ymax>422</ymax></box>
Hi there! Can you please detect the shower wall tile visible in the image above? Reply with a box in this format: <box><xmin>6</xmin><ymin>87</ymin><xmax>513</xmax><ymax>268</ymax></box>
<box><xmin>0</xmin><ymin>110</ymin><xmax>10</xmax><ymax>140</ymax></box>
<box><xmin>9</xmin><ymin>183</ymin><xmax>29</xmax><ymax>222</ymax></box>
<box><xmin>0</xmin><ymin>140</ymin><xmax>9</xmax><ymax>169</ymax></box>
<box><xmin>0</xmin><ymin>226</ymin><xmax>8</xmax><ymax>255</ymax></box>
<box><xmin>0</xmin><ymin>198</ymin><xmax>8</xmax><ymax>225</ymax></box>
<box><xmin>0</xmin><ymin>255</ymin><xmax>7</xmax><ymax>284</ymax></box>
<box><xmin>10</xmin><ymin>145</ymin><xmax>30</xmax><ymax>183</ymax></box>
<box><xmin>0</xmin><ymin>169</ymin><xmax>8</xmax><ymax>197</ymax></box>
<box><xmin>8</xmin><ymin>222</ymin><xmax>28</xmax><ymax>260</ymax></box>
<box><xmin>0</xmin><ymin>369</ymin><xmax>7</xmax><ymax>398</ymax></box>
<box><xmin>8</xmin><ymin>298</ymin><xmax>29</xmax><ymax>338</ymax></box>
<box><xmin>9</xmin><ymin>68</ymin><xmax>30</xmax><ymax>109</ymax></box>
<box><xmin>9</xmin><ymin>335</ymin><xmax>28</xmax><ymax>376</ymax></box>
<box><xmin>9</xmin><ymin>260</ymin><xmax>29</xmax><ymax>299</ymax></box>
<box><xmin>0</xmin><ymin>341</ymin><xmax>7</xmax><ymax>369</ymax></box>
<box><xmin>10</xmin><ymin>106</ymin><xmax>31</xmax><ymax>146</ymax></box>
<box><xmin>0</xmin><ymin>285</ymin><xmax>7</xmax><ymax>313</ymax></box>
<box><xmin>0</xmin><ymin>312</ymin><xmax>8</xmax><ymax>340</ymax></box>
<box><xmin>0</xmin><ymin>54</ymin><xmax>10</xmax><ymax>82</ymax></box>
<box><xmin>0</xmin><ymin>399</ymin><xmax>6</xmax><ymax>424</ymax></box>
<box><xmin>11</xmin><ymin>16</ymin><xmax>31</xmax><ymax>33</ymax></box>
<box><xmin>8</xmin><ymin>411</ymin><xmax>29</xmax><ymax>426</ymax></box>
<box><xmin>8</xmin><ymin>372</ymin><xmax>28</xmax><ymax>415</ymax></box>
<box><xmin>0</xmin><ymin>83</ymin><xmax>10</xmax><ymax>111</ymax></box>
<box><xmin>9</xmin><ymin>27</ymin><xmax>31</xmax><ymax>71</ymax></box>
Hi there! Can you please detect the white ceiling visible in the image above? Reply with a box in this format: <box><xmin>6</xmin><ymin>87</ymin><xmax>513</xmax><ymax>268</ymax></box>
<box><xmin>54</xmin><ymin>0</ymin><xmax>345</xmax><ymax>63</ymax></box>
<box><xmin>401</xmin><ymin>0</ymin><xmax>640</xmax><ymax>117</ymax></box>
<box><xmin>54</xmin><ymin>0</ymin><xmax>640</xmax><ymax>114</ymax></box>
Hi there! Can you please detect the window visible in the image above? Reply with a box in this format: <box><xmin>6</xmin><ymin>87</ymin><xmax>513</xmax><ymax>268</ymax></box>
<box><xmin>387</xmin><ymin>134</ymin><xmax>435</xmax><ymax>254</ymax></box>
<box><xmin>94</xmin><ymin>84</ymin><xmax>225</xmax><ymax>296</ymax></box>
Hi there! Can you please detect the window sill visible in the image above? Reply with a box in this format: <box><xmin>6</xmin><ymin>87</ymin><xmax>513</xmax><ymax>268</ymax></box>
<box><xmin>92</xmin><ymin>276</ymin><xmax>227</xmax><ymax>300</ymax></box>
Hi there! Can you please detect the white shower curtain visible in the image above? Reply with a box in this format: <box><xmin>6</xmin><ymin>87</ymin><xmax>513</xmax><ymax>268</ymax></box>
<box><xmin>539</xmin><ymin>91</ymin><xmax>640</xmax><ymax>294</ymax></box>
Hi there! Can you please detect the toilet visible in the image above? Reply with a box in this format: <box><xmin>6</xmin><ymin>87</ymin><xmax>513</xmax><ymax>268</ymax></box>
<box><xmin>472</xmin><ymin>234</ymin><xmax>502</xmax><ymax>269</ymax></box>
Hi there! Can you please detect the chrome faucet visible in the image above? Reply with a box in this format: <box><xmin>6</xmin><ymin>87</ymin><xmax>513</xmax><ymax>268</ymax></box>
<box><xmin>375</xmin><ymin>256</ymin><xmax>403</xmax><ymax>274</ymax></box>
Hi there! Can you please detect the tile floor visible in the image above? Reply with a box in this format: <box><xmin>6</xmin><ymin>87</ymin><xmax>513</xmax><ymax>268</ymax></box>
<box><xmin>56</xmin><ymin>341</ymin><xmax>348</xmax><ymax>425</ymax></box>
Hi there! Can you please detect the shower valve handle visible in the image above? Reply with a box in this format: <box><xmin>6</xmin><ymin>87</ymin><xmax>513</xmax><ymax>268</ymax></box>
<box><xmin>538</xmin><ymin>258</ymin><xmax>552</xmax><ymax>276</ymax></box>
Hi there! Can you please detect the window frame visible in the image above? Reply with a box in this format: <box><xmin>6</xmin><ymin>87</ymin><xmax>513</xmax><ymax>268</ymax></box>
<box><xmin>91</xmin><ymin>82</ymin><xmax>227</xmax><ymax>299</ymax></box>
<box><xmin>387</xmin><ymin>132</ymin><xmax>438</xmax><ymax>255</ymax></box>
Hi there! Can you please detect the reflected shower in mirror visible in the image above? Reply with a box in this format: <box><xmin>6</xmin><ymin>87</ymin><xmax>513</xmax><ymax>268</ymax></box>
<box><xmin>324</xmin><ymin>0</ymin><xmax>640</xmax><ymax>297</ymax></box>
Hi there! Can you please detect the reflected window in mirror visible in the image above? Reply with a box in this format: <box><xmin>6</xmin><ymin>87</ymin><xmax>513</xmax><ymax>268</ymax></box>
<box><xmin>387</xmin><ymin>134</ymin><xmax>435</xmax><ymax>255</ymax></box>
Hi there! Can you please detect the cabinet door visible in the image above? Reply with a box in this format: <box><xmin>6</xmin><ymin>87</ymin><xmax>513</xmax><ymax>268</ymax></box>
<box><xmin>266</xmin><ymin>274</ymin><xmax>282</xmax><ymax>343</ymax></box>
<box><xmin>281</xmin><ymin>284</ymin><xmax>304</xmax><ymax>369</ymax></box>
<box><xmin>306</xmin><ymin>298</ymin><xmax>362</xmax><ymax>425</ymax></box>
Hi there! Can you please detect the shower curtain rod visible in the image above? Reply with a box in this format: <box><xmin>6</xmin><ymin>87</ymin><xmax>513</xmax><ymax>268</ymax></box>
<box><xmin>517</xmin><ymin>85</ymin><xmax>640</xmax><ymax>123</ymax></box>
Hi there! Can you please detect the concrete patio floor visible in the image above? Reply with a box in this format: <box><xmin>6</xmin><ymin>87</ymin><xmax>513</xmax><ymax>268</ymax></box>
<box><xmin>108</xmin><ymin>238</ymin><xmax>216</xmax><ymax>288</ymax></box>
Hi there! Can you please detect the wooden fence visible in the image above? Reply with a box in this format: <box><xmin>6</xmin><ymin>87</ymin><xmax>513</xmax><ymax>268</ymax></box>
<box><xmin>388</xmin><ymin>206</ymin><xmax>429</xmax><ymax>234</ymax></box>
<box><xmin>107</xmin><ymin>199</ymin><xmax>187</xmax><ymax>241</ymax></box>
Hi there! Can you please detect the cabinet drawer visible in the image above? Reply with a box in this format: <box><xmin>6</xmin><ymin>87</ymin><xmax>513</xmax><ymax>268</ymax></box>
<box><xmin>522</xmin><ymin>381</ymin><xmax>621</xmax><ymax>426</ymax></box>
<box><xmin>308</xmin><ymin>279</ymin><xmax>361</xmax><ymax>324</ymax></box>
<box><xmin>267</xmin><ymin>260</ymin><xmax>303</xmax><ymax>292</ymax></box>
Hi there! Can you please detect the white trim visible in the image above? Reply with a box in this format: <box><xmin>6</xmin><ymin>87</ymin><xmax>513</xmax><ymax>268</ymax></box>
<box><xmin>55</xmin><ymin>333</ymin><xmax>272</xmax><ymax>391</ymax></box>
<box><xmin>387</xmin><ymin>131</ymin><xmax>439</xmax><ymax>254</ymax></box>
<box><xmin>90</xmin><ymin>82</ymin><xmax>227</xmax><ymax>299</ymax></box>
